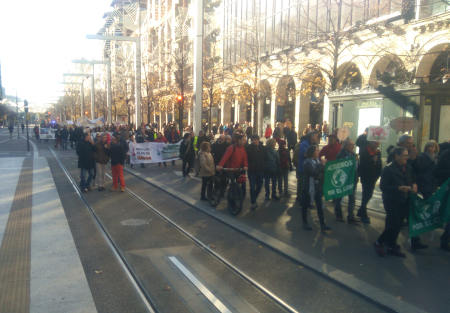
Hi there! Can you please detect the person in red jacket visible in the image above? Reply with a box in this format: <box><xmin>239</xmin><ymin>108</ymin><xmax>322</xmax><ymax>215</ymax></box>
<box><xmin>319</xmin><ymin>134</ymin><xmax>341</xmax><ymax>161</ymax></box>
<box><xmin>155</xmin><ymin>132</ymin><xmax>168</xmax><ymax>167</ymax></box>
<box><xmin>264</xmin><ymin>124</ymin><xmax>272</xmax><ymax>139</ymax></box>
<box><xmin>217</xmin><ymin>132</ymin><xmax>249</xmax><ymax>198</ymax></box>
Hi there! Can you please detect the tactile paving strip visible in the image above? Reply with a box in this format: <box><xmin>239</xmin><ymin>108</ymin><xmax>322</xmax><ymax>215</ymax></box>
<box><xmin>0</xmin><ymin>158</ymin><xmax>33</xmax><ymax>313</ymax></box>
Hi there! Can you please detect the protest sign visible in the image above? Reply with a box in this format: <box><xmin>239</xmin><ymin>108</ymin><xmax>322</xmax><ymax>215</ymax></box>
<box><xmin>323</xmin><ymin>157</ymin><xmax>357</xmax><ymax>200</ymax></box>
<box><xmin>130</xmin><ymin>141</ymin><xmax>181</xmax><ymax>164</ymax></box>
<box><xmin>39</xmin><ymin>128</ymin><xmax>56</xmax><ymax>139</ymax></box>
<box><xmin>367</xmin><ymin>126</ymin><xmax>390</xmax><ymax>142</ymax></box>
<box><xmin>409</xmin><ymin>179</ymin><xmax>450</xmax><ymax>237</ymax></box>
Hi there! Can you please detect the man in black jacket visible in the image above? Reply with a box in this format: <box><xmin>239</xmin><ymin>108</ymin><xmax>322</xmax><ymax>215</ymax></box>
<box><xmin>333</xmin><ymin>139</ymin><xmax>359</xmax><ymax>224</ymax></box>
<box><xmin>246</xmin><ymin>135</ymin><xmax>265</xmax><ymax>209</ymax></box>
<box><xmin>76</xmin><ymin>133</ymin><xmax>95</xmax><ymax>192</ymax></box>
<box><xmin>375</xmin><ymin>147</ymin><xmax>417</xmax><ymax>258</ymax></box>
<box><xmin>357</xmin><ymin>141</ymin><xmax>382</xmax><ymax>223</ymax></box>
<box><xmin>109</xmin><ymin>136</ymin><xmax>127</xmax><ymax>191</ymax></box>
<box><xmin>211</xmin><ymin>135</ymin><xmax>229</xmax><ymax>165</ymax></box>
<box><xmin>435</xmin><ymin>145</ymin><xmax>450</xmax><ymax>252</ymax></box>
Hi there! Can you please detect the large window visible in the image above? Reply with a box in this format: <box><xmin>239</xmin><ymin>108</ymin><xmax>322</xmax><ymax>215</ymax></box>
<box><xmin>223</xmin><ymin>0</ymin><xmax>404</xmax><ymax>66</ymax></box>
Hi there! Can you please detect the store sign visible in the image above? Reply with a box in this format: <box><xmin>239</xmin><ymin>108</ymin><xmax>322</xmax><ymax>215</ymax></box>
<box><xmin>390</xmin><ymin>117</ymin><xmax>417</xmax><ymax>132</ymax></box>
<box><xmin>367</xmin><ymin>126</ymin><xmax>390</xmax><ymax>142</ymax></box>
<box><xmin>323</xmin><ymin>157</ymin><xmax>357</xmax><ymax>200</ymax></box>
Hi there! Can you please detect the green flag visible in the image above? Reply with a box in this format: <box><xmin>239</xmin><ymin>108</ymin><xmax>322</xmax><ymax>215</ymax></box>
<box><xmin>409</xmin><ymin>179</ymin><xmax>450</xmax><ymax>237</ymax></box>
<box><xmin>323</xmin><ymin>157</ymin><xmax>356</xmax><ymax>201</ymax></box>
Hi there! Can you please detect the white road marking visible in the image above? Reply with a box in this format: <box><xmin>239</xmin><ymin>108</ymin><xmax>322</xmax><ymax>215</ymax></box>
<box><xmin>168</xmin><ymin>256</ymin><xmax>233</xmax><ymax>313</ymax></box>
<box><xmin>30</xmin><ymin>157</ymin><xmax>97</xmax><ymax>313</ymax></box>
<box><xmin>0</xmin><ymin>158</ymin><xmax>24</xmax><ymax>246</ymax></box>
<box><xmin>21</xmin><ymin>135</ymin><xmax>38</xmax><ymax>159</ymax></box>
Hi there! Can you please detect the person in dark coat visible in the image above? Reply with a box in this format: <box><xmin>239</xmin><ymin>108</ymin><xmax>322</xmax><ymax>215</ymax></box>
<box><xmin>356</xmin><ymin>128</ymin><xmax>369</xmax><ymax>154</ymax></box>
<box><xmin>374</xmin><ymin>147</ymin><xmax>417</xmax><ymax>258</ymax></box>
<box><xmin>180</xmin><ymin>133</ymin><xmax>195</xmax><ymax>177</ymax></box>
<box><xmin>357</xmin><ymin>140</ymin><xmax>382</xmax><ymax>223</ymax></box>
<box><xmin>246</xmin><ymin>135</ymin><xmax>265</xmax><ymax>209</ymax></box>
<box><xmin>278</xmin><ymin>140</ymin><xmax>291</xmax><ymax>197</ymax></box>
<box><xmin>387</xmin><ymin>134</ymin><xmax>426</xmax><ymax>250</ymax></box>
<box><xmin>61</xmin><ymin>126</ymin><xmax>69</xmax><ymax>150</ymax></box>
<box><xmin>434</xmin><ymin>142</ymin><xmax>450</xmax><ymax>252</ymax></box>
<box><xmin>76</xmin><ymin>133</ymin><xmax>95</xmax><ymax>192</ymax></box>
<box><xmin>212</xmin><ymin>135</ymin><xmax>230</xmax><ymax>165</ymax></box>
<box><xmin>301</xmin><ymin>145</ymin><xmax>330</xmax><ymax>232</ymax></box>
<box><xmin>415</xmin><ymin>140</ymin><xmax>439</xmax><ymax>199</ymax></box>
<box><xmin>108</xmin><ymin>136</ymin><xmax>127</xmax><ymax>191</ymax></box>
<box><xmin>264</xmin><ymin>139</ymin><xmax>280</xmax><ymax>200</ymax></box>
<box><xmin>333</xmin><ymin>139</ymin><xmax>359</xmax><ymax>223</ymax></box>
<box><xmin>296</xmin><ymin>131</ymin><xmax>319</xmax><ymax>202</ymax></box>
<box><xmin>286</xmin><ymin>127</ymin><xmax>298</xmax><ymax>163</ymax></box>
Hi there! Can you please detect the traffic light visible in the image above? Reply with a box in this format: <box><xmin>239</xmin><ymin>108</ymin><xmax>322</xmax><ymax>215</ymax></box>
<box><xmin>176</xmin><ymin>95</ymin><xmax>183</xmax><ymax>105</ymax></box>
<box><xmin>85</xmin><ymin>111</ymin><xmax>89</xmax><ymax>116</ymax></box>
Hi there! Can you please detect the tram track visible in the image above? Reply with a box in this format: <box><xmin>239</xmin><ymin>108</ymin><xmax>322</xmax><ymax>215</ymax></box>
<box><xmin>50</xmin><ymin>147</ymin><xmax>298</xmax><ymax>313</ymax></box>
<box><xmin>121</xmin><ymin>166</ymin><xmax>427</xmax><ymax>313</ymax></box>
<box><xmin>49</xmin><ymin>147</ymin><xmax>158</xmax><ymax>313</ymax></box>
<box><xmin>48</xmin><ymin>144</ymin><xmax>429</xmax><ymax>313</ymax></box>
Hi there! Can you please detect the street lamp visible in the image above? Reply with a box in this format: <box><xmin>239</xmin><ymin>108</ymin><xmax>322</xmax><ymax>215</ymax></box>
<box><xmin>72</xmin><ymin>58</ymin><xmax>112</xmax><ymax>123</ymax></box>
<box><xmin>61</xmin><ymin>81</ymin><xmax>84</xmax><ymax>120</ymax></box>
<box><xmin>86</xmin><ymin>34</ymin><xmax>142</xmax><ymax>127</ymax></box>
<box><xmin>63</xmin><ymin>73</ymin><xmax>93</xmax><ymax>119</ymax></box>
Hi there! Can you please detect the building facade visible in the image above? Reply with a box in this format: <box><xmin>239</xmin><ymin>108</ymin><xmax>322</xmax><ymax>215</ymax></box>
<box><xmin>94</xmin><ymin>0</ymin><xmax>450</xmax><ymax>150</ymax></box>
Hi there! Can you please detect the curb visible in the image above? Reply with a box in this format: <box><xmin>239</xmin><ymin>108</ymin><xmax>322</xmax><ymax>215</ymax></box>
<box><xmin>125</xmin><ymin>167</ymin><xmax>428</xmax><ymax>313</ymax></box>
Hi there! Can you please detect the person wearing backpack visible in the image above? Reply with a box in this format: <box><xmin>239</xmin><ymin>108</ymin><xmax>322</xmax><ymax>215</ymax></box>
<box><xmin>278</xmin><ymin>140</ymin><xmax>291</xmax><ymax>197</ymax></box>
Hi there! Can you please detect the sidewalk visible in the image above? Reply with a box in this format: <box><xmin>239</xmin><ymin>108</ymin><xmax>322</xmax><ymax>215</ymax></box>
<box><xmin>0</xmin><ymin>154</ymin><xmax>97</xmax><ymax>313</ymax></box>
<box><xmin>126</xmin><ymin>161</ymin><xmax>450</xmax><ymax>313</ymax></box>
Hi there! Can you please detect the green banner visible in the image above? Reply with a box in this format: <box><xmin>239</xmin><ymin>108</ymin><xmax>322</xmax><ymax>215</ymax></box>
<box><xmin>409</xmin><ymin>179</ymin><xmax>450</xmax><ymax>237</ymax></box>
<box><xmin>323</xmin><ymin>157</ymin><xmax>356</xmax><ymax>201</ymax></box>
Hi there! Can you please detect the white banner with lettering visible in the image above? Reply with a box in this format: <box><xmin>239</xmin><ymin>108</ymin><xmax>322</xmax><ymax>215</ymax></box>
<box><xmin>130</xmin><ymin>141</ymin><xmax>181</xmax><ymax>164</ymax></box>
<box><xmin>39</xmin><ymin>128</ymin><xmax>56</xmax><ymax>139</ymax></box>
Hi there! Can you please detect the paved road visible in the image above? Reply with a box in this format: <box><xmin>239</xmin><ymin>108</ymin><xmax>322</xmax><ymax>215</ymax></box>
<box><xmin>0</xmin><ymin>130</ymin><xmax>149</xmax><ymax>313</ymax></box>
<box><xmin>117</xmin><ymin>154</ymin><xmax>449</xmax><ymax>313</ymax></box>
<box><xmin>2</xmin><ymin>128</ymin><xmax>448</xmax><ymax>313</ymax></box>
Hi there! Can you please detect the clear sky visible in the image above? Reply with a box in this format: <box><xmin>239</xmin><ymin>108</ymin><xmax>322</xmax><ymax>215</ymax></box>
<box><xmin>0</xmin><ymin>0</ymin><xmax>112</xmax><ymax>112</ymax></box>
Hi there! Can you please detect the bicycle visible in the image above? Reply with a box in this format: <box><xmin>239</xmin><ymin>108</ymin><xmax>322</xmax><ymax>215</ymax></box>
<box><xmin>207</xmin><ymin>173</ymin><xmax>224</xmax><ymax>207</ymax></box>
<box><xmin>222</xmin><ymin>168</ymin><xmax>246</xmax><ymax>215</ymax></box>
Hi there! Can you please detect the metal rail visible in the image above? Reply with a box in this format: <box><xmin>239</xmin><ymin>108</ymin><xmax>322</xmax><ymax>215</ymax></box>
<box><xmin>49</xmin><ymin>148</ymin><xmax>158</xmax><ymax>313</ymax></box>
<box><xmin>106</xmin><ymin>172</ymin><xmax>300</xmax><ymax>313</ymax></box>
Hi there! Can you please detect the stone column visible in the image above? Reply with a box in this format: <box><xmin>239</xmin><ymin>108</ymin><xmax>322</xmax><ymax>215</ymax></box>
<box><xmin>270</xmin><ymin>92</ymin><xmax>276</xmax><ymax>129</ymax></box>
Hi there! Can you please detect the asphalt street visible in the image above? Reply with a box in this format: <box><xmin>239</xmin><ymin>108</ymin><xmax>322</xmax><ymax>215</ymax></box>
<box><xmin>1</xmin><ymin>128</ymin><xmax>448</xmax><ymax>313</ymax></box>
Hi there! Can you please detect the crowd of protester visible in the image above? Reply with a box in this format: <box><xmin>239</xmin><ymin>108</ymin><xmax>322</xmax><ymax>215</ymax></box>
<box><xmin>40</xmin><ymin>118</ymin><xmax>449</xmax><ymax>256</ymax></box>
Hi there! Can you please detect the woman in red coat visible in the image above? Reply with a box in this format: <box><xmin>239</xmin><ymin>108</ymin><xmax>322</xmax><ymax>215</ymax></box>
<box><xmin>264</xmin><ymin>124</ymin><xmax>272</xmax><ymax>139</ymax></box>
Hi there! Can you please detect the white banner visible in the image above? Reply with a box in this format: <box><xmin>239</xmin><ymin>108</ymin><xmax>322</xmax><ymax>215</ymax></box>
<box><xmin>130</xmin><ymin>141</ymin><xmax>181</xmax><ymax>164</ymax></box>
<box><xmin>39</xmin><ymin>127</ymin><xmax>56</xmax><ymax>139</ymax></box>
<box><xmin>367</xmin><ymin>126</ymin><xmax>390</xmax><ymax>142</ymax></box>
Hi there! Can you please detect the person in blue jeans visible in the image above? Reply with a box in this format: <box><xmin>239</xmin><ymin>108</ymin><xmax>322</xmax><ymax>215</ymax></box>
<box><xmin>246</xmin><ymin>135</ymin><xmax>265</xmax><ymax>210</ymax></box>
<box><xmin>76</xmin><ymin>132</ymin><xmax>95</xmax><ymax>192</ymax></box>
